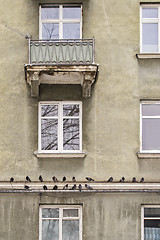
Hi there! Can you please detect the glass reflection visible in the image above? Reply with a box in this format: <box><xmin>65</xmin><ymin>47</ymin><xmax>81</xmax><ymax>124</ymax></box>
<box><xmin>62</xmin><ymin>220</ymin><xmax>79</xmax><ymax>240</ymax></box>
<box><xmin>142</xmin><ymin>8</ymin><xmax>158</xmax><ymax>18</ymax></box>
<box><xmin>63</xmin><ymin>105</ymin><xmax>79</xmax><ymax>117</ymax></box>
<box><xmin>142</xmin><ymin>119</ymin><xmax>160</xmax><ymax>150</ymax></box>
<box><xmin>63</xmin><ymin>119</ymin><xmax>79</xmax><ymax>150</ymax></box>
<box><xmin>42</xmin><ymin>220</ymin><xmax>59</xmax><ymax>240</ymax></box>
<box><xmin>42</xmin><ymin>208</ymin><xmax>59</xmax><ymax>218</ymax></box>
<box><xmin>42</xmin><ymin>23</ymin><xmax>59</xmax><ymax>39</ymax></box>
<box><xmin>63</xmin><ymin>209</ymin><xmax>78</xmax><ymax>217</ymax></box>
<box><xmin>63</xmin><ymin>23</ymin><xmax>80</xmax><ymax>39</ymax></box>
<box><xmin>41</xmin><ymin>119</ymin><xmax>58</xmax><ymax>150</ymax></box>
<box><xmin>63</xmin><ymin>6</ymin><xmax>81</xmax><ymax>19</ymax></box>
<box><xmin>41</xmin><ymin>105</ymin><xmax>58</xmax><ymax>117</ymax></box>
<box><xmin>41</xmin><ymin>7</ymin><xmax>59</xmax><ymax>20</ymax></box>
<box><xmin>142</xmin><ymin>23</ymin><xmax>158</xmax><ymax>52</ymax></box>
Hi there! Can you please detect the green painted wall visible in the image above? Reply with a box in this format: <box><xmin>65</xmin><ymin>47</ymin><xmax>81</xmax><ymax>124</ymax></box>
<box><xmin>0</xmin><ymin>0</ymin><xmax>160</xmax><ymax>182</ymax></box>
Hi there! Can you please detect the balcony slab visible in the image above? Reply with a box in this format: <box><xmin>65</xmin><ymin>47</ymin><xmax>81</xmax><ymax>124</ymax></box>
<box><xmin>25</xmin><ymin>64</ymin><xmax>99</xmax><ymax>98</ymax></box>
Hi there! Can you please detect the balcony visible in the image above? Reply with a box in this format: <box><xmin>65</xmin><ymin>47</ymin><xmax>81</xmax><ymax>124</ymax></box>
<box><xmin>25</xmin><ymin>38</ymin><xmax>99</xmax><ymax>98</ymax></box>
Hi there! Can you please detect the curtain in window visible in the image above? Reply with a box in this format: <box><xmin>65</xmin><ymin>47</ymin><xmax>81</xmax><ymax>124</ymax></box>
<box><xmin>144</xmin><ymin>228</ymin><xmax>160</xmax><ymax>240</ymax></box>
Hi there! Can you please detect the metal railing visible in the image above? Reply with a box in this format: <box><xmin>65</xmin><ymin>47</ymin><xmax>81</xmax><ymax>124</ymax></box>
<box><xmin>29</xmin><ymin>38</ymin><xmax>95</xmax><ymax>65</ymax></box>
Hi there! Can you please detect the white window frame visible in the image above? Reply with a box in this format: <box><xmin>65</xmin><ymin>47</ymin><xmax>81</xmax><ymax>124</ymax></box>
<box><xmin>38</xmin><ymin>101</ymin><xmax>82</xmax><ymax>153</ymax></box>
<box><xmin>141</xmin><ymin>205</ymin><xmax>160</xmax><ymax>240</ymax></box>
<box><xmin>140</xmin><ymin>101</ymin><xmax>160</xmax><ymax>153</ymax></box>
<box><xmin>140</xmin><ymin>4</ymin><xmax>160</xmax><ymax>53</ymax></box>
<box><xmin>39</xmin><ymin>4</ymin><xmax>82</xmax><ymax>39</ymax></box>
<box><xmin>39</xmin><ymin>205</ymin><xmax>82</xmax><ymax>240</ymax></box>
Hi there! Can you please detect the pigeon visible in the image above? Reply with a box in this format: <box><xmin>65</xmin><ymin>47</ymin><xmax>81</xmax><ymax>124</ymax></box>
<box><xmin>86</xmin><ymin>177</ymin><xmax>94</xmax><ymax>181</ymax></box>
<box><xmin>72</xmin><ymin>176</ymin><xmax>76</xmax><ymax>182</ymax></box>
<box><xmin>24</xmin><ymin>185</ymin><xmax>30</xmax><ymax>190</ymax></box>
<box><xmin>63</xmin><ymin>184</ymin><xmax>68</xmax><ymax>190</ymax></box>
<box><xmin>71</xmin><ymin>184</ymin><xmax>77</xmax><ymax>190</ymax></box>
<box><xmin>10</xmin><ymin>177</ymin><xmax>14</xmax><ymax>182</ymax></box>
<box><xmin>53</xmin><ymin>185</ymin><xmax>58</xmax><ymax>190</ymax></box>
<box><xmin>78</xmin><ymin>184</ymin><xmax>82</xmax><ymax>192</ymax></box>
<box><xmin>43</xmin><ymin>185</ymin><xmax>48</xmax><ymax>190</ymax></box>
<box><xmin>85</xmin><ymin>184</ymin><xmax>93</xmax><ymax>190</ymax></box>
<box><xmin>26</xmin><ymin>176</ymin><xmax>31</xmax><ymax>182</ymax></box>
<box><xmin>140</xmin><ymin>177</ymin><xmax>144</xmax><ymax>183</ymax></box>
<box><xmin>39</xmin><ymin>175</ymin><xmax>43</xmax><ymax>182</ymax></box>
<box><xmin>107</xmin><ymin>177</ymin><xmax>113</xmax><ymax>182</ymax></box>
<box><xmin>62</xmin><ymin>176</ymin><xmax>66</xmax><ymax>182</ymax></box>
<box><xmin>52</xmin><ymin>176</ymin><xmax>58</xmax><ymax>182</ymax></box>
<box><xmin>132</xmin><ymin>177</ymin><xmax>137</xmax><ymax>182</ymax></box>
<box><xmin>119</xmin><ymin>177</ymin><xmax>125</xmax><ymax>182</ymax></box>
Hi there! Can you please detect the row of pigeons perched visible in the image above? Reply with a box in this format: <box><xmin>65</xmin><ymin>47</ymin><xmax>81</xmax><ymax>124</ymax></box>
<box><xmin>24</xmin><ymin>183</ymin><xmax>92</xmax><ymax>191</ymax></box>
<box><xmin>9</xmin><ymin>176</ymin><xmax>145</xmax><ymax>191</ymax></box>
<box><xmin>10</xmin><ymin>176</ymin><xmax>144</xmax><ymax>183</ymax></box>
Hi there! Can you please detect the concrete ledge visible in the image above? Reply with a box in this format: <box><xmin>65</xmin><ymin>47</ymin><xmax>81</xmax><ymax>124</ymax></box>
<box><xmin>2</xmin><ymin>182</ymin><xmax>160</xmax><ymax>192</ymax></box>
<box><xmin>136</xmin><ymin>53</ymin><xmax>160</xmax><ymax>59</ymax></box>
<box><xmin>137</xmin><ymin>152</ymin><xmax>160</xmax><ymax>159</ymax></box>
<box><xmin>34</xmin><ymin>151</ymin><xmax>87</xmax><ymax>159</ymax></box>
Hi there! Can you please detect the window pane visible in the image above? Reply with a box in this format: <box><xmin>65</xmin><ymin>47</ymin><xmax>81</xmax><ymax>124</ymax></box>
<box><xmin>144</xmin><ymin>228</ymin><xmax>160</xmax><ymax>240</ymax></box>
<box><xmin>42</xmin><ymin>23</ymin><xmax>59</xmax><ymax>39</ymax></box>
<box><xmin>41</xmin><ymin>119</ymin><xmax>58</xmax><ymax>150</ymax></box>
<box><xmin>63</xmin><ymin>23</ymin><xmax>80</xmax><ymax>39</ymax></box>
<box><xmin>41</xmin><ymin>7</ymin><xmax>59</xmax><ymax>20</ymax></box>
<box><xmin>62</xmin><ymin>220</ymin><xmax>79</xmax><ymax>240</ymax></box>
<box><xmin>42</xmin><ymin>220</ymin><xmax>59</xmax><ymax>240</ymax></box>
<box><xmin>63</xmin><ymin>119</ymin><xmax>80</xmax><ymax>150</ymax></box>
<box><xmin>142</xmin><ymin>8</ymin><xmax>158</xmax><ymax>18</ymax></box>
<box><xmin>142</xmin><ymin>104</ymin><xmax>160</xmax><ymax>116</ymax></box>
<box><xmin>142</xmin><ymin>119</ymin><xmax>160</xmax><ymax>150</ymax></box>
<box><xmin>142</xmin><ymin>23</ymin><xmax>158</xmax><ymax>52</ymax></box>
<box><xmin>63</xmin><ymin>6</ymin><xmax>81</xmax><ymax>19</ymax></box>
<box><xmin>145</xmin><ymin>208</ymin><xmax>160</xmax><ymax>217</ymax></box>
<box><xmin>63</xmin><ymin>209</ymin><xmax>79</xmax><ymax>217</ymax></box>
<box><xmin>41</xmin><ymin>105</ymin><xmax>58</xmax><ymax>117</ymax></box>
<box><xmin>42</xmin><ymin>208</ymin><xmax>59</xmax><ymax>218</ymax></box>
<box><xmin>63</xmin><ymin>104</ymin><xmax>79</xmax><ymax>117</ymax></box>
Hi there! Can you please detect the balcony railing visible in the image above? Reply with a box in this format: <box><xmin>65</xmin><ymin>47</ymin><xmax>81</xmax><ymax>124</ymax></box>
<box><xmin>29</xmin><ymin>38</ymin><xmax>95</xmax><ymax>65</ymax></box>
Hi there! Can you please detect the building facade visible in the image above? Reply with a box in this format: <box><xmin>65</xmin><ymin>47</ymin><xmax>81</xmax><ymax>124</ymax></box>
<box><xmin>1</xmin><ymin>0</ymin><xmax>160</xmax><ymax>239</ymax></box>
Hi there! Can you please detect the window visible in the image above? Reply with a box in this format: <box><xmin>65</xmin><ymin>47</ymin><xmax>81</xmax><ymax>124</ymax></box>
<box><xmin>140</xmin><ymin>102</ymin><xmax>160</xmax><ymax>152</ymax></box>
<box><xmin>39</xmin><ymin>102</ymin><xmax>82</xmax><ymax>153</ymax></box>
<box><xmin>39</xmin><ymin>205</ymin><xmax>82</xmax><ymax>240</ymax></box>
<box><xmin>140</xmin><ymin>5</ymin><xmax>160</xmax><ymax>53</ymax></box>
<box><xmin>142</xmin><ymin>206</ymin><xmax>160</xmax><ymax>240</ymax></box>
<box><xmin>39</xmin><ymin>5</ymin><xmax>82</xmax><ymax>39</ymax></box>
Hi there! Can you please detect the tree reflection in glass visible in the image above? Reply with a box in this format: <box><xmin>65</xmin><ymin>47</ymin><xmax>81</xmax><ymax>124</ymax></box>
<box><xmin>40</xmin><ymin>103</ymin><xmax>80</xmax><ymax>151</ymax></box>
<box><xmin>63</xmin><ymin>104</ymin><xmax>80</xmax><ymax>150</ymax></box>
<box><xmin>62</xmin><ymin>220</ymin><xmax>79</xmax><ymax>240</ymax></box>
<box><xmin>42</xmin><ymin>220</ymin><xmax>59</xmax><ymax>240</ymax></box>
<box><xmin>41</xmin><ymin>104</ymin><xmax>58</xmax><ymax>150</ymax></box>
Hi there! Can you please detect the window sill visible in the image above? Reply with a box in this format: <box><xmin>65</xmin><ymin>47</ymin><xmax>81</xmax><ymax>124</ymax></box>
<box><xmin>34</xmin><ymin>151</ymin><xmax>87</xmax><ymax>159</ymax></box>
<box><xmin>136</xmin><ymin>53</ymin><xmax>160</xmax><ymax>59</ymax></box>
<box><xmin>137</xmin><ymin>152</ymin><xmax>160</xmax><ymax>159</ymax></box>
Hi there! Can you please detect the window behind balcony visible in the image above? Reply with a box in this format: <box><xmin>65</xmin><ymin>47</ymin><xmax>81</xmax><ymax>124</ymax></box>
<box><xmin>38</xmin><ymin>101</ymin><xmax>82</xmax><ymax>153</ymax></box>
<box><xmin>39</xmin><ymin>5</ymin><xmax>82</xmax><ymax>39</ymax></box>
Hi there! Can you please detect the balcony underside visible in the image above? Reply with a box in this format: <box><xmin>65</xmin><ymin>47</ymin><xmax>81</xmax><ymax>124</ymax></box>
<box><xmin>25</xmin><ymin>64</ymin><xmax>99</xmax><ymax>98</ymax></box>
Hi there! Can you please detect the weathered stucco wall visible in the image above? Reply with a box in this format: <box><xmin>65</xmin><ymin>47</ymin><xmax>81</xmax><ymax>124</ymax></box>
<box><xmin>0</xmin><ymin>192</ymin><xmax>160</xmax><ymax>240</ymax></box>
<box><xmin>0</xmin><ymin>0</ymin><xmax>160</xmax><ymax>182</ymax></box>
